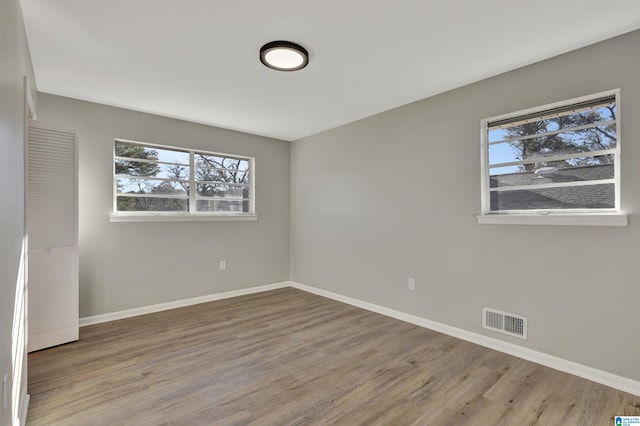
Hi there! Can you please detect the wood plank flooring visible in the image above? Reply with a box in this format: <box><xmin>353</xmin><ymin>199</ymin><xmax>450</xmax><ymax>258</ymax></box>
<box><xmin>27</xmin><ymin>288</ymin><xmax>639</xmax><ymax>425</ymax></box>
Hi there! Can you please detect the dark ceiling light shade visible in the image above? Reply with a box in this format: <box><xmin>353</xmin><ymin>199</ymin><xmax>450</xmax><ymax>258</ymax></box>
<box><xmin>260</xmin><ymin>41</ymin><xmax>309</xmax><ymax>71</ymax></box>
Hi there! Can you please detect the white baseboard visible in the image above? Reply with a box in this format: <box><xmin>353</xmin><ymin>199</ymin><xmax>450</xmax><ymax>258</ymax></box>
<box><xmin>19</xmin><ymin>393</ymin><xmax>30</xmax><ymax>426</ymax></box>
<box><xmin>79</xmin><ymin>282</ymin><xmax>290</xmax><ymax>327</ymax></box>
<box><xmin>289</xmin><ymin>281</ymin><xmax>640</xmax><ymax>397</ymax></box>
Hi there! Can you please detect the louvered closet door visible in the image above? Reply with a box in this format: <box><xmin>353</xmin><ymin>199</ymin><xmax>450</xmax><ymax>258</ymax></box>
<box><xmin>27</xmin><ymin>122</ymin><xmax>79</xmax><ymax>352</ymax></box>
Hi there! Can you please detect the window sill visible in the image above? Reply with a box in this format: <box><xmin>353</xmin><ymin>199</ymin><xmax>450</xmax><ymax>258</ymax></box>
<box><xmin>110</xmin><ymin>213</ymin><xmax>259</xmax><ymax>223</ymax></box>
<box><xmin>476</xmin><ymin>213</ymin><xmax>627</xmax><ymax>227</ymax></box>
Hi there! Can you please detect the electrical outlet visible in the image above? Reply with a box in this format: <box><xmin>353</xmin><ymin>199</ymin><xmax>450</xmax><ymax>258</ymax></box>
<box><xmin>408</xmin><ymin>278</ymin><xmax>415</xmax><ymax>291</ymax></box>
<box><xmin>219</xmin><ymin>260</ymin><xmax>226</xmax><ymax>271</ymax></box>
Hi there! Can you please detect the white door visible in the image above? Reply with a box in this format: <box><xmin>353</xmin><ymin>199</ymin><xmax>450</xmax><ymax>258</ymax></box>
<box><xmin>27</xmin><ymin>122</ymin><xmax>79</xmax><ymax>352</ymax></box>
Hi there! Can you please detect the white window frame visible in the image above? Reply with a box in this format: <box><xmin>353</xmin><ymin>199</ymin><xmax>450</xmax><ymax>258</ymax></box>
<box><xmin>110</xmin><ymin>139</ymin><xmax>257</xmax><ymax>222</ymax></box>
<box><xmin>477</xmin><ymin>89</ymin><xmax>626</xmax><ymax>226</ymax></box>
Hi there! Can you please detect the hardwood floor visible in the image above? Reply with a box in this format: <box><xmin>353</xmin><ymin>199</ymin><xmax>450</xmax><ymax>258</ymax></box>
<box><xmin>27</xmin><ymin>288</ymin><xmax>638</xmax><ymax>425</ymax></box>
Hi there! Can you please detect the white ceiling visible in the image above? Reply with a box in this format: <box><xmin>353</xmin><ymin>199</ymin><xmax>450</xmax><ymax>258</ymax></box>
<box><xmin>21</xmin><ymin>0</ymin><xmax>640</xmax><ymax>142</ymax></box>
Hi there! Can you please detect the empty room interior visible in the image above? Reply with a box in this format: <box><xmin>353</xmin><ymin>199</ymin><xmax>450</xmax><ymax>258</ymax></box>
<box><xmin>2</xmin><ymin>0</ymin><xmax>640</xmax><ymax>425</ymax></box>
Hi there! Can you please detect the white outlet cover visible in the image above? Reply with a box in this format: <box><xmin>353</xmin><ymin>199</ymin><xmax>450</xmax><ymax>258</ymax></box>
<box><xmin>408</xmin><ymin>278</ymin><xmax>415</xmax><ymax>290</ymax></box>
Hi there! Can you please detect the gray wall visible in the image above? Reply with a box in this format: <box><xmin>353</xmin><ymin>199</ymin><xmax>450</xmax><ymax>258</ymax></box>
<box><xmin>0</xmin><ymin>0</ymin><xmax>35</xmax><ymax>423</ymax></box>
<box><xmin>36</xmin><ymin>94</ymin><xmax>290</xmax><ymax>318</ymax></box>
<box><xmin>291</xmin><ymin>30</ymin><xmax>640</xmax><ymax>381</ymax></box>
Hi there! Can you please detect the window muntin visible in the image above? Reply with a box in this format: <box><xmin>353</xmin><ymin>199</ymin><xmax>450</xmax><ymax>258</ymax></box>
<box><xmin>114</xmin><ymin>160</ymin><xmax>191</xmax><ymax>179</ymax></box>
<box><xmin>481</xmin><ymin>90</ymin><xmax>620</xmax><ymax>215</ymax></box>
<box><xmin>114</xmin><ymin>139</ymin><xmax>254</xmax><ymax>215</ymax></box>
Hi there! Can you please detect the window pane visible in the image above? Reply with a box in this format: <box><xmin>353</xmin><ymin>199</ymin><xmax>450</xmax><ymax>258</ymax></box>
<box><xmin>490</xmin><ymin>102</ymin><xmax>615</xmax><ymax>138</ymax></box>
<box><xmin>115</xmin><ymin>159</ymin><xmax>190</xmax><ymax>179</ymax></box>
<box><xmin>117</xmin><ymin>178</ymin><xmax>188</xmax><ymax>195</ymax></box>
<box><xmin>115</xmin><ymin>141</ymin><xmax>189</xmax><ymax>165</ymax></box>
<box><xmin>490</xmin><ymin>183</ymin><xmax>614</xmax><ymax>211</ymax></box>
<box><xmin>196</xmin><ymin>184</ymin><xmax>248</xmax><ymax>198</ymax></box>
<box><xmin>483</xmin><ymin>93</ymin><xmax>619</xmax><ymax>215</ymax></box>
<box><xmin>113</xmin><ymin>140</ymin><xmax>253</xmax><ymax>215</ymax></box>
<box><xmin>489</xmin><ymin>157</ymin><xmax>614</xmax><ymax>188</ymax></box>
<box><xmin>195</xmin><ymin>154</ymin><xmax>250</xmax><ymax>172</ymax></box>
<box><xmin>196</xmin><ymin>199</ymin><xmax>249</xmax><ymax>213</ymax></box>
<box><xmin>195</xmin><ymin>168</ymin><xmax>249</xmax><ymax>184</ymax></box>
<box><xmin>117</xmin><ymin>196</ymin><xmax>188</xmax><ymax>212</ymax></box>
<box><xmin>489</xmin><ymin>127</ymin><xmax>616</xmax><ymax>167</ymax></box>
<box><xmin>115</xmin><ymin>141</ymin><xmax>159</xmax><ymax>160</ymax></box>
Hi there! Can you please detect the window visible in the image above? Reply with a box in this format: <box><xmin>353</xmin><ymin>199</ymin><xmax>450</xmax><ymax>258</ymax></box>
<box><xmin>112</xmin><ymin>139</ymin><xmax>255</xmax><ymax>221</ymax></box>
<box><xmin>479</xmin><ymin>89</ymin><xmax>626</xmax><ymax>226</ymax></box>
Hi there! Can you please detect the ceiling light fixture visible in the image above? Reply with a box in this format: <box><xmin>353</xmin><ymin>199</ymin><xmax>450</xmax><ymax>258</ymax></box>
<box><xmin>260</xmin><ymin>41</ymin><xmax>309</xmax><ymax>72</ymax></box>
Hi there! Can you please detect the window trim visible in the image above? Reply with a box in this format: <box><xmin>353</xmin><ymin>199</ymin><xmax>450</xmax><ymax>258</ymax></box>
<box><xmin>478</xmin><ymin>89</ymin><xmax>626</xmax><ymax>226</ymax></box>
<box><xmin>109</xmin><ymin>213</ymin><xmax>258</xmax><ymax>223</ymax></box>
<box><xmin>110</xmin><ymin>138</ymin><xmax>256</xmax><ymax>221</ymax></box>
<box><xmin>475</xmin><ymin>212</ymin><xmax>627</xmax><ymax>227</ymax></box>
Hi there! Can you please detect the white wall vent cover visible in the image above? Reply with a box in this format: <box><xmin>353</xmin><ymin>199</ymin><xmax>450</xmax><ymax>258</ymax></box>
<box><xmin>483</xmin><ymin>308</ymin><xmax>527</xmax><ymax>339</ymax></box>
